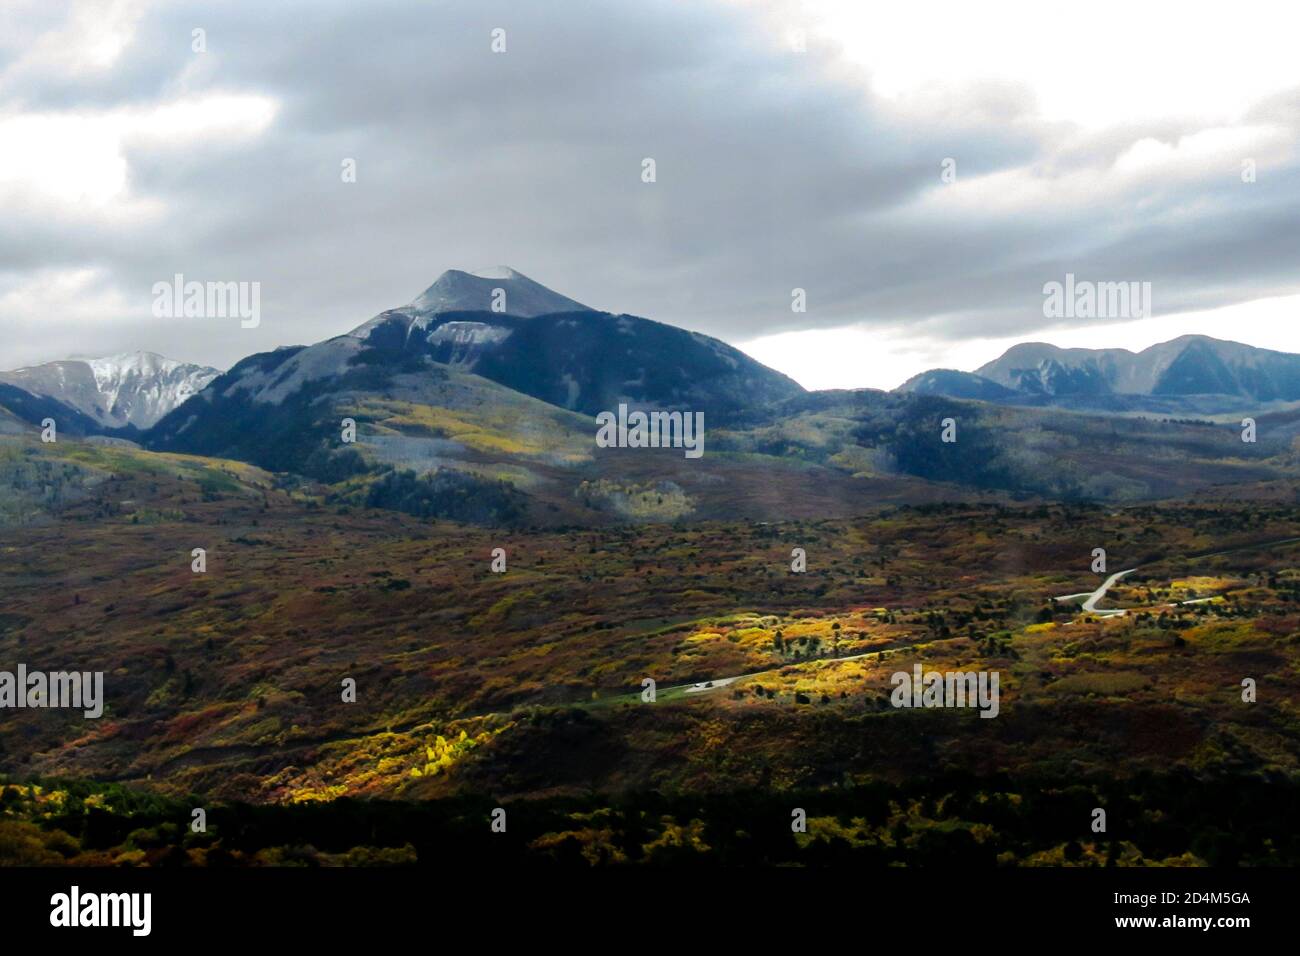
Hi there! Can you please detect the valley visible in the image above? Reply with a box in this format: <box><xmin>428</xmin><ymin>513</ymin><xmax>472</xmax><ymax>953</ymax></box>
<box><xmin>2</xmin><ymin>426</ymin><xmax>1299</xmax><ymax>866</ymax></box>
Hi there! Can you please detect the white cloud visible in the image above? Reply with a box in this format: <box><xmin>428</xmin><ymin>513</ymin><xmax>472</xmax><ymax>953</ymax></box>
<box><xmin>741</xmin><ymin>324</ymin><xmax>1000</xmax><ymax>392</ymax></box>
<box><xmin>0</xmin><ymin>0</ymin><xmax>149</xmax><ymax>80</ymax></box>
<box><xmin>0</xmin><ymin>94</ymin><xmax>278</xmax><ymax>211</ymax></box>
<box><xmin>783</xmin><ymin>0</ymin><xmax>1300</xmax><ymax>129</ymax></box>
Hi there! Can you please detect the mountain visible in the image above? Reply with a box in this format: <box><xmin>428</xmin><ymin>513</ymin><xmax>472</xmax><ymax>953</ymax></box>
<box><xmin>147</xmin><ymin>267</ymin><xmax>804</xmax><ymax>473</ymax></box>
<box><xmin>346</xmin><ymin>265</ymin><xmax>593</xmax><ymax>351</ymax></box>
<box><xmin>346</xmin><ymin>267</ymin><xmax>803</xmax><ymax>417</ymax></box>
<box><xmin>141</xmin><ymin>268</ymin><xmax>812</xmax><ymax>526</ymax></box>
<box><xmin>162</xmin><ymin>267</ymin><xmax>803</xmax><ymax>422</ymax></box>
<box><xmin>0</xmin><ymin>351</ymin><xmax>220</xmax><ymax>430</ymax></box>
<box><xmin>0</xmin><ymin>382</ymin><xmax>101</xmax><ymax>436</ymax></box>
<box><xmin>897</xmin><ymin>369</ymin><xmax>1020</xmax><ymax>402</ymax></box>
<box><xmin>409</xmin><ymin>265</ymin><xmax>592</xmax><ymax>317</ymax></box>
<box><xmin>900</xmin><ymin>335</ymin><xmax>1300</xmax><ymax>414</ymax></box>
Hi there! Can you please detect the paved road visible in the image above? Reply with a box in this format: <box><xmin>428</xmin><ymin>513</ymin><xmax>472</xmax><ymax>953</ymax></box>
<box><xmin>672</xmin><ymin>635</ymin><xmax>961</xmax><ymax>698</ymax></box>
<box><xmin>1056</xmin><ymin>535</ymin><xmax>1300</xmax><ymax>618</ymax></box>
<box><xmin>1079</xmin><ymin>567</ymin><xmax>1138</xmax><ymax>615</ymax></box>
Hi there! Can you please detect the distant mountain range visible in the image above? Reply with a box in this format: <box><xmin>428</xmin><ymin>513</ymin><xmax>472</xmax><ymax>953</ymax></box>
<box><xmin>5</xmin><ymin>269</ymin><xmax>1300</xmax><ymax>513</ymax></box>
<box><xmin>0</xmin><ymin>352</ymin><xmax>219</xmax><ymax>430</ymax></box>
<box><xmin>899</xmin><ymin>335</ymin><xmax>1300</xmax><ymax>415</ymax></box>
<box><xmin>8</xmin><ymin>287</ymin><xmax>1297</xmax><ymax>440</ymax></box>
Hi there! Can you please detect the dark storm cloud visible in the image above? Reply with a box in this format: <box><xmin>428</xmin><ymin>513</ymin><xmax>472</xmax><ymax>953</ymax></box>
<box><xmin>1</xmin><ymin>0</ymin><xmax>1297</xmax><ymax>372</ymax></box>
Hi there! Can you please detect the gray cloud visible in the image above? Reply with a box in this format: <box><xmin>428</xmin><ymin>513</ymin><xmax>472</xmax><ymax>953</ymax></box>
<box><xmin>1</xmin><ymin>0</ymin><xmax>1298</xmax><ymax>374</ymax></box>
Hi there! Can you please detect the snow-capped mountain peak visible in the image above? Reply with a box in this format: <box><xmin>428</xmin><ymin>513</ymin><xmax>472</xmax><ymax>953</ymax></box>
<box><xmin>0</xmin><ymin>351</ymin><xmax>220</xmax><ymax>429</ymax></box>
<box><xmin>407</xmin><ymin>266</ymin><xmax>590</xmax><ymax>317</ymax></box>
<box><xmin>468</xmin><ymin>265</ymin><xmax>520</xmax><ymax>280</ymax></box>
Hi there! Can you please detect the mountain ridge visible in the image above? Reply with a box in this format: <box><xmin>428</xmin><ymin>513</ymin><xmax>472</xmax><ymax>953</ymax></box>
<box><xmin>142</xmin><ymin>267</ymin><xmax>807</xmax><ymax>501</ymax></box>
<box><xmin>901</xmin><ymin>334</ymin><xmax>1300</xmax><ymax>412</ymax></box>
<box><xmin>152</xmin><ymin>267</ymin><xmax>803</xmax><ymax>422</ymax></box>
<box><xmin>0</xmin><ymin>351</ymin><xmax>220</xmax><ymax>430</ymax></box>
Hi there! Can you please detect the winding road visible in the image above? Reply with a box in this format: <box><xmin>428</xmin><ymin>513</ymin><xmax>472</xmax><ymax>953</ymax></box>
<box><xmin>1055</xmin><ymin>535</ymin><xmax>1300</xmax><ymax>618</ymax></box>
<box><xmin>1068</xmin><ymin>567</ymin><xmax>1139</xmax><ymax>616</ymax></box>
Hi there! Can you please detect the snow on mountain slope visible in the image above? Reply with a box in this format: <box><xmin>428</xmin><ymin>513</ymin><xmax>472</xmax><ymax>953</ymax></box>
<box><xmin>409</xmin><ymin>266</ymin><xmax>591</xmax><ymax>317</ymax></box>
<box><xmin>973</xmin><ymin>335</ymin><xmax>1300</xmax><ymax>400</ymax></box>
<box><xmin>0</xmin><ymin>352</ymin><xmax>220</xmax><ymax>429</ymax></box>
<box><xmin>234</xmin><ymin>267</ymin><xmax>594</xmax><ymax>404</ymax></box>
<box><xmin>150</xmin><ymin>265</ymin><xmax>804</xmax><ymax>437</ymax></box>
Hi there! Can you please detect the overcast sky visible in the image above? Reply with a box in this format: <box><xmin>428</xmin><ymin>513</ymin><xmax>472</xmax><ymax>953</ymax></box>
<box><xmin>2</xmin><ymin>0</ymin><xmax>1299</xmax><ymax>389</ymax></box>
